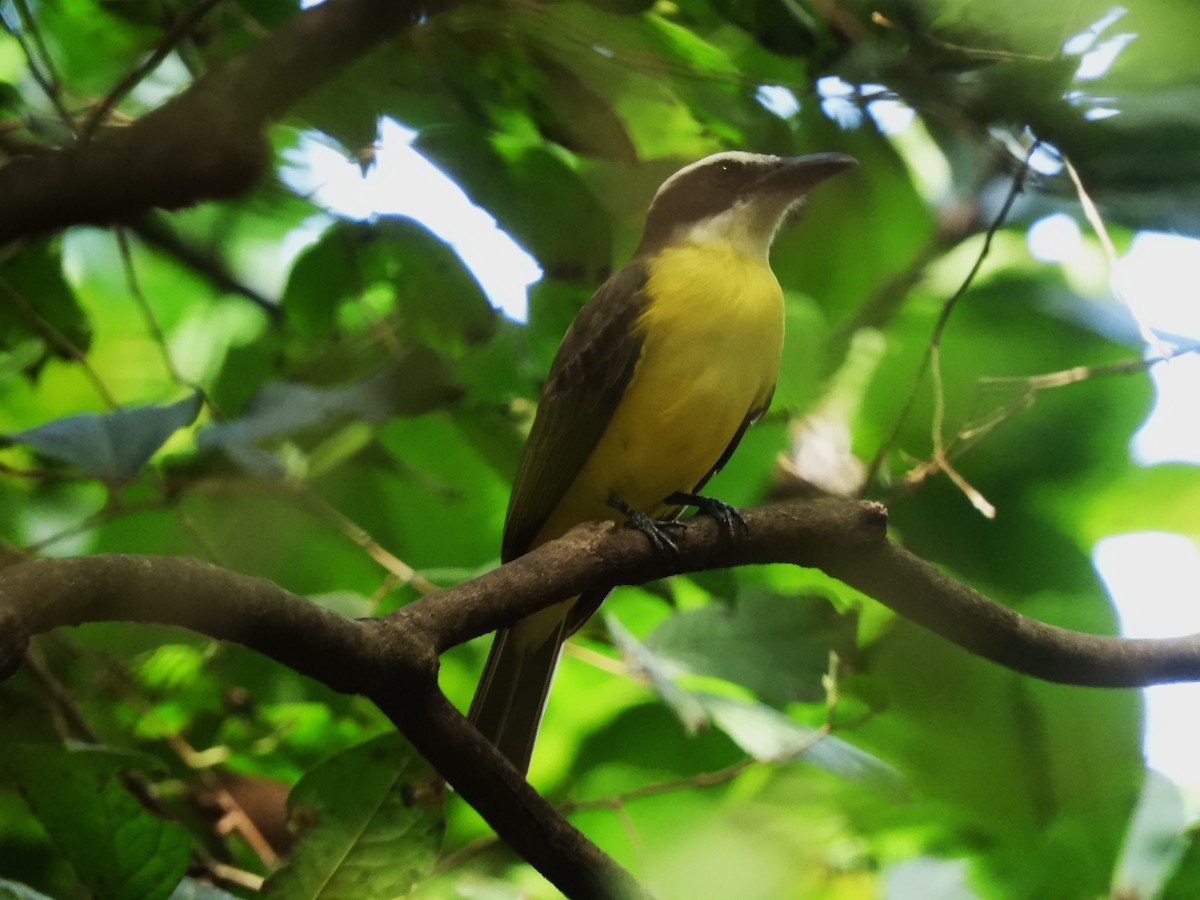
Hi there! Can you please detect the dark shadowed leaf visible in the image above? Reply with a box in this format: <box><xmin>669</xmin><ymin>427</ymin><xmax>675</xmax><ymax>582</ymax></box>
<box><xmin>0</xmin><ymin>240</ymin><xmax>89</xmax><ymax>358</ymax></box>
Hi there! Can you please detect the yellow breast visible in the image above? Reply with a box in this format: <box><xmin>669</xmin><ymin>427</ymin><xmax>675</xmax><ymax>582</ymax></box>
<box><xmin>532</xmin><ymin>242</ymin><xmax>784</xmax><ymax>546</ymax></box>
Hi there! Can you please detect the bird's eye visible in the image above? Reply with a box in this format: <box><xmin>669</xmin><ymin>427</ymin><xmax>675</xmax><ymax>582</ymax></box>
<box><xmin>708</xmin><ymin>161</ymin><xmax>742</xmax><ymax>187</ymax></box>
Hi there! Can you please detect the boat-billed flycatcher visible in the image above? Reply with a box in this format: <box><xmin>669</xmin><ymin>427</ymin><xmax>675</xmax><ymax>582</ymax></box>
<box><xmin>469</xmin><ymin>150</ymin><xmax>857</xmax><ymax>773</ymax></box>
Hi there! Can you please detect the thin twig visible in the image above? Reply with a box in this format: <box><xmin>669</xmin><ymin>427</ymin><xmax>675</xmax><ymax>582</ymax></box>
<box><xmin>929</xmin><ymin>344</ymin><xmax>995</xmax><ymax>517</ymax></box>
<box><xmin>864</xmin><ymin>141</ymin><xmax>1040</xmax><ymax>489</ymax></box>
<box><xmin>83</xmin><ymin>0</ymin><xmax>227</xmax><ymax>139</ymax></box>
<box><xmin>0</xmin><ymin>278</ymin><xmax>118</xmax><ymax>408</ymax></box>
<box><xmin>3</xmin><ymin>0</ymin><xmax>75</xmax><ymax>128</ymax></box>
<box><xmin>128</xmin><ymin>218</ymin><xmax>281</xmax><ymax>319</ymax></box>
<box><xmin>1063</xmin><ymin>155</ymin><xmax>1170</xmax><ymax>357</ymax></box>
<box><xmin>290</xmin><ymin>484</ymin><xmax>441</xmax><ymax>595</ymax></box>
<box><xmin>114</xmin><ymin>228</ymin><xmax>192</xmax><ymax>386</ymax></box>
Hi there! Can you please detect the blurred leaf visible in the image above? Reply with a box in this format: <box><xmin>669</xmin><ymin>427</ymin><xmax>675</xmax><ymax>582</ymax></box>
<box><xmin>282</xmin><ymin>217</ymin><xmax>496</xmax><ymax>355</ymax></box>
<box><xmin>697</xmin><ymin>693</ymin><xmax>902</xmax><ymax>791</ymax></box>
<box><xmin>611</xmin><ymin>612</ymin><xmax>899</xmax><ymax>790</ymax></box>
<box><xmin>0</xmin><ymin>881</ymin><xmax>55</xmax><ymax>900</ymax></box>
<box><xmin>3</xmin><ymin>393</ymin><xmax>201</xmax><ymax>482</ymax></box>
<box><xmin>3</xmin><ymin>744</ymin><xmax>189</xmax><ymax>900</ymax></box>
<box><xmin>643</xmin><ymin>591</ymin><xmax>856</xmax><ymax>706</ymax></box>
<box><xmin>0</xmin><ymin>340</ymin><xmax>44</xmax><ymax>380</ymax></box>
<box><xmin>1074</xmin><ymin>463</ymin><xmax>1200</xmax><ymax>546</ymax></box>
<box><xmin>0</xmin><ymin>240</ymin><xmax>89</xmax><ymax>358</ymax></box>
<box><xmin>197</xmin><ymin>352</ymin><xmax>459</xmax><ymax>476</ymax></box>
<box><xmin>262</xmin><ymin>733</ymin><xmax>445</xmax><ymax>899</ymax></box>
<box><xmin>1112</xmin><ymin>771</ymin><xmax>1189</xmax><ymax>899</ymax></box>
<box><xmin>166</xmin><ymin>880</ymin><xmax>245</xmax><ymax>900</ymax></box>
<box><xmin>34</xmin><ymin>0</ymin><xmax>158</xmax><ymax>97</ymax></box>
<box><xmin>607</xmin><ymin>613</ymin><xmax>709</xmax><ymax>731</ymax></box>
<box><xmin>1160</xmin><ymin>824</ymin><xmax>1200</xmax><ymax>900</ymax></box>
<box><xmin>856</xmin><ymin>600</ymin><xmax>1143</xmax><ymax>898</ymax></box>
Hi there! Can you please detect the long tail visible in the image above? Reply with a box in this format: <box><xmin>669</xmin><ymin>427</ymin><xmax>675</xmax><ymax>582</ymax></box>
<box><xmin>468</xmin><ymin>607</ymin><xmax>568</xmax><ymax>775</ymax></box>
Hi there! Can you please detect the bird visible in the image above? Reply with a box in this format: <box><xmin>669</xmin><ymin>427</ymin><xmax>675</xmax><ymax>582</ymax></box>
<box><xmin>469</xmin><ymin>150</ymin><xmax>857</xmax><ymax>774</ymax></box>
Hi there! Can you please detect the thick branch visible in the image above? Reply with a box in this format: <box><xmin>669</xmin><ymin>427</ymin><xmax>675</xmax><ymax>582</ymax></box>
<box><xmin>398</xmin><ymin>498</ymin><xmax>1200</xmax><ymax>688</ymax></box>
<box><xmin>5</xmin><ymin>498</ymin><xmax>1200</xmax><ymax>898</ymax></box>
<box><xmin>0</xmin><ymin>554</ymin><xmax>395</xmax><ymax>690</ymax></box>
<box><xmin>377</xmin><ymin>690</ymin><xmax>650</xmax><ymax>900</ymax></box>
<box><xmin>0</xmin><ymin>553</ymin><xmax>641</xmax><ymax>898</ymax></box>
<box><xmin>0</xmin><ymin>0</ymin><xmax>444</xmax><ymax>244</ymax></box>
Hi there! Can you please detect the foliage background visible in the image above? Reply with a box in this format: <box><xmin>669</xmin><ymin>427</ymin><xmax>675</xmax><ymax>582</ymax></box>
<box><xmin>2</xmin><ymin>0</ymin><xmax>1199</xmax><ymax>897</ymax></box>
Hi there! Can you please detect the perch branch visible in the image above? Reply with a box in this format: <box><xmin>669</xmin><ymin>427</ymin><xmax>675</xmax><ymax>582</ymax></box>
<box><xmin>5</xmin><ymin>498</ymin><xmax>1200</xmax><ymax>898</ymax></box>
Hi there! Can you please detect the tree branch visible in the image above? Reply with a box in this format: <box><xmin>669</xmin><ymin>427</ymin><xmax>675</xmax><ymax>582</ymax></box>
<box><xmin>0</xmin><ymin>0</ymin><xmax>448</xmax><ymax>245</ymax></box>
<box><xmin>4</xmin><ymin>498</ymin><xmax>1200</xmax><ymax>897</ymax></box>
<box><xmin>0</xmin><ymin>552</ymin><xmax>644</xmax><ymax>899</ymax></box>
<box><xmin>0</xmin><ymin>554</ymin><xmax>392</xmax><ymax>690</ymax></box>
<box><xmin>399</xmin><ymin>498</ymin><xmax>1200</xmax><ymax>688</ymax></box>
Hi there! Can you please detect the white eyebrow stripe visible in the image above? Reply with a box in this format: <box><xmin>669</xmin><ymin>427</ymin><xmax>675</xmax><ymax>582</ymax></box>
<box><xmin>651</xmin><ymin>151</ymin><xmax>781</xmax><ymax>201</ymax></box>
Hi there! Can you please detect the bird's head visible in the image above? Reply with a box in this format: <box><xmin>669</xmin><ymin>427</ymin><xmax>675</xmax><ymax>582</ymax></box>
<box><xmin>636</xmin><ymin>151</ymin><xmax>857</xmax><ymax>260</ymax></box>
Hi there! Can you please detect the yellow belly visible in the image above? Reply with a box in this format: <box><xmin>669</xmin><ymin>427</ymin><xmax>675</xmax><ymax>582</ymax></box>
<box><xmin>532</xmin><ymin>242</ymin><xmax>784</xmax><ymax>547</ymax></box>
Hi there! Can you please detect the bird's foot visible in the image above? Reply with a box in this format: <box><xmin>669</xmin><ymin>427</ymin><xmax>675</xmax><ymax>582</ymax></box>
<box><xmin>608</xmin><ymin>493</ymin><xmax>686</xmax><ymax>553</ymax></box>
<box><xmin>664</xmin><ymin>491</ymin><xmax>748</xmax><ymax>537</ymax></box>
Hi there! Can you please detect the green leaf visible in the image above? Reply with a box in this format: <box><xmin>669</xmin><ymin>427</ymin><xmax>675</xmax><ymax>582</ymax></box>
<box><xmin>1112</xmin><ymin>771</ymin><xmax>1189</xmax><ymax>899</ymax></box>
<box><xmin>282</xmin><ymin>217</ymin><xmax>496</xmax><ymax>355</ymax></box>
<box><xmin>643</xmin><ymin>591</ymin><xmax>857</xmax><ymax>706</ymax></box>
<box><xmin>3</xmin><ymin>393</ymin><xmax>201</xmax><ymax>482</ymax></box>
<box><xmin>609</xmin><ymin>613</ymin><xmax>899</xmax><ymax>790</ymax></box>
<box><xmin>0</xmin><ymin>239</ymin><xmax>89</xmax><ymax>358</ymax></box>
<box><xmin>197</xmin><ymin>352</ymin><xmax>459</xmax><ymax>477</ymax></box>
<box><xmin>0</xmin><ymin>879</ymin><xmax>56</xmax><ymax>900</ymax></box>
<box><xmin>262</xmin><ymin>733</ymin><xmax>445</xmax><ymax>900</ymax></box>
<box><xmin>34</xmin><ymin>0</ymin><xmax>158</xmax><ymax>97</ymax></box>
<box><xmin>0</xmin><ymin>339</ymin><xmax>44</xmax><ymax>380</ymax></box>
<box><xmin>1075</xmin><ymin>463</ymin><xmax>1200</xmax><ymax>546</ymax></box>
<box><xmin>607</xmin><ymin>613</ymin><xmax>709</xmax><ymax>731</ymax></box>
<box><xmin>1160</xmin><ymin>824</ymin><xmax>1200</xmax><ymax>900</ymax></box>
<box><xmin>695</xmin><ymin>692</ymin><xmax>902</xmax><ymax>791</ymax></box>
<box><xmin>3</xmin><ymin>744</ymin><xmax>190</xmax><ymax>900</ymax></box>
<box><xmin>855</xmin><ymin>605</ymin><xmax>1144</xmax><ymax>899</ymax></box>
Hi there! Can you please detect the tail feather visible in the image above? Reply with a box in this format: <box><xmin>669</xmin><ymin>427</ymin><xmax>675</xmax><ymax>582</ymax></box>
<box><xmin>469</xmin><ymin>612</ymin><xmax>567</xmax><ymax>775</ymax></box>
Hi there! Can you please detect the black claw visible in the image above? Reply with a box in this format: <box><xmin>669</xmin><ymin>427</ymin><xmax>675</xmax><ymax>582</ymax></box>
<box><xmin>608</xmin><ymin>493</ymin><xmax>685</xmax><ymax>553</ymax></box>
<box><xmin>664</xmin><ymin>491</ymin><xmax>748</xmax><ymax>537</ymax></box>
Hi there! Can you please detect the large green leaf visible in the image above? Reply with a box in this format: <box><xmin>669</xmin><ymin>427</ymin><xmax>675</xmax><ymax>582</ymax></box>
<box><xmin>1073</xmin><ymin>463</ymin><xmax>1200</xmax><ymax>546</ymax></box>
<box><xmin>282</xmin><ymin>216</ymin><xmax>496</xmax><ymax>354</ymax></box>
<box><xmin>262</xmin><ymin>733</ymin><xmax>445</xmax><ymax>899</ymax></box>
<box><xmin>609</xmin><ymin>612</ymin><xmax>898</xmax><ymax>790</ymax></box>
<box><xmin>3</xmin><ymin>744</ymin><xmax>190</xmax><ymax>900</ymax></box>
<box><xmin>643</xmin><ymin>591</ymin><xmax>856</xmax><ymax>706</ymax></box>
<box><xmin>855</xmin><ymin>597</ymin><xmax>1143</xmax><ymax>899</ymax></box>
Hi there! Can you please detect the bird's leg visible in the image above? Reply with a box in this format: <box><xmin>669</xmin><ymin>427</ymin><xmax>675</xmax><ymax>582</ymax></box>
<box><xmin>607</xmin><ymin>493</ymin><xmax>686</xmax><ymax>553</ymax></box>
<box><xmin>663</xmin><ymin>491</ymin><xmax>748</xmax><ymax>537</ymax></box>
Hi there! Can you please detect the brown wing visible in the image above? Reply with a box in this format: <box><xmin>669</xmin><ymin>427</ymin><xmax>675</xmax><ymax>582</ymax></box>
<box><xmin>501</xmin><ymin>262</ymin><xmax>650</xmax><ymax>562</ymax></box>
